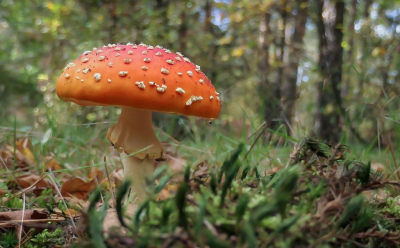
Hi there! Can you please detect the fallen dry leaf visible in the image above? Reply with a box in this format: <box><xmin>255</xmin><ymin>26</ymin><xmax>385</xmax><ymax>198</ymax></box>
<box><xmin>60</xmin><ymin>178</ymin><xmax>96</xmax><ymax>200</ymax></box>
<box><xmin>88</xmin><ymin>167</ymin><xmax>104</xmax><ymax>181</ymax></box>
<box><xmin>53</xmin><ymin>208</ymin><xmax>80</xmax><ymax>218</ymax></box>
<box><xmin>45</xmin><ymin>157</ymin><xmax>62</xmax><ymax>171</ymax></box>
<box><xmin>0</xmin><ymin>209</ymin><xmax>47</xmax><ymax>222</ymax></box>
<box><xmin>16</xmin><ymin>138</ymin><xmax>36</xmax><ymax>165</ymax></box>
<box><xmin>15</xmin><ymin>174</ymin><xmax>53</xmax><ymax>194</ymax></box>
<box><xmin>1</xmin><ymin>145</ymin><xmax>31</xmax><ymax>170</ymax></box>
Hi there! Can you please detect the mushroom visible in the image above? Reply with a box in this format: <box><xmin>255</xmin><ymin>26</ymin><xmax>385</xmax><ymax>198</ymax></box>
<box><xmin>56</xmin><ymin>43</ymin><xmax>221</xmax><ymax>202</ymax></box>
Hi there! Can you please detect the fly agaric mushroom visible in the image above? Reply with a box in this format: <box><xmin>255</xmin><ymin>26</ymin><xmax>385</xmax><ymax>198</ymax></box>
<box><xmin>56</xmin><ymin>43</ymin><xmax>221</xmax><ymax>202</ymax></box>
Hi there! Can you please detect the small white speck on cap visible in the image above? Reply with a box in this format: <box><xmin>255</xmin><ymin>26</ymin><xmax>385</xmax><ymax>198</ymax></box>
<box><xmin>210</xmin><ymin>96</ymin><xmax>214</xmax><ymax>100</ymax></box>
<box><xmin>175</xmin><ymin>57</ymin><xmax>181</xmax><ymax>61</ymax></box>
<box><xmin>155</xmin><ymin>52</ymin><xmax>162</xmax><ymax>56</ymax></box>
<box><xmin>156</xmin><ymin>45</ymin><xmax>162</xmax><ymax>49</ymax></box>
<box><xmin>127</xmin><ymin>42</ymin><xmax>133</xmax><ymax>46</ymax></box>
<box><xmin>108</xmin><ymin>79</ymin><xmax>112</xmax><ymax>83</ymax></box>
<box><xmin>128</xmin><ymin>50</ymin><xmax>133</xmax><ymax>55</ymax></box>
<box><xmin>81</xmin><ymin>79</ymin><xmax>84</xmax><ymax>82</ymax></box>
<box><xmin>96</xmin><ymin>49</ymin><xmax>103</xmax><ymax>54</ymax></box>
<box><xmin>177</xmin><ymin>72</ymin><xmax>183</xmax><ymax>76</ymax></box>
<box><xmin>216</xmin><ymin>92</ymin><xmax>220</xmax><ymax>95</ymax></box>
<box><xmin>186</xmin><ymin>98</ymin><xmax>192</xmax><ymax>106</ymax></box>
<box><xmin>147</xmin><ymin>46</ymin><xmax>154</xmax><ymax>50</ymax></box>
<box><xmin>165</xmin><ymin>49</ymin><xmax>171</xmax><ymax>54</ymax></box>
<box><xmin>176</xmin><ymin>87</ymin><xmax>185</xmax><ymax>94</ymax></box>
<box><xmin>141</xmin><ymin>66</ymin><xmax>148</xmax><ymax>70</ymax></box>
<box><xmin>115</xmin><ymin>53</ymin><xmax>121</xmax><ymax>57</ymax></box>
<box><xmin>143</xmin><ymin>58</ymin><xmax>151</xmax><ymax>62</ymax></box>
<box><xmin>157</xmin><ymin>84</ymin><xmax>167</xmax><ymax>92</ymax></box>
<box><xmin>98</xmin><ymin>56</ymin><xmax>105</xmax><ymax>61</ymax></box>
<box><xmin>82</xmin><ymin>68</ymin><xmax>90</xmax><ymax>74</ymax></box>
<box><xmin>217</xmin><ymin>96</ymin><xmax>220</xmax><ymax>101</ymax></box>
<box><xmin>77</xmin><ymin>69</ymin><xmax>81</xmax><ymax>73</ymax></box>
<box><xmin>176</xmin><ymin>52</ymin><xmax>183</xmax><ymax>57</ymax></box>
<box><xmin>195</xmin><ymin>65</ymin><xmax>201</xmax><ymax>72</ymax></box>
<box><xmin>161</xmin><ymin>68</ymin><xmax>169</xmax><ymax>75</ymax></box>
<box><xmin>135</xmin><ymin>81</ymin><xmax>146</xmax><ymax>89</ymax></box>
<box><xmin>187</xmin><ymin>71</ymin><xmax>193</xmax><ymax>77</ymax></box>
<box><xmin>183</xmin><ymin>57</ymin><xmax>190</xmax><ymax>62</ymax></box>
<box><xmin>124</xmin><ymin>58</ymin><xmax>132</xmax><ymax>64</ymax></box>
<box><xmin>82</xmin><ymin>58</ymin><xmax>89</xmax><ymax>63</ymax></box>
<box><xmin>66</xmin><ymin>63</ymin><xmax>75</xmax><ymax>68</ymax></box>
<box><xmin>197</xmin><ymin>96</ymin><xmax>203</xmax><ymax>100</ymax></box>
<box><xmin>191</xmin><ymin>95</ymin><xmax>197</xmax><ymax>101</ymax></box>
<box><xmin>108</xmin><ymin>62</ymin><xmax>113</xmax><ymax>67</ymax></box>
<box><xmin>64</xmin><ymin>74</ymin><xmax>70</xmax><ymax>79</ymax></box>
<box><xmin>132</xmin><ymin>45</ymin><xmax>138</xmax><ymax>49</ymax></box>
<box><xmin>83</xmin><ymin>51</ymin><xmax>91</xmax><ymax>55</ymax></box>
<box><xmin>199</xmin><ymin>79</ymin><xmax>204</xmax><ymax>83</ymax></box>
<box><xmin>93</xmin><ymin>47</ymin><xmax>97</xmax><ymax>50</ymax></box>
<box><xmin>115</xmin><ymin>47</ymin><xmax>121</xmax><ymax>51</ymax></box>
<box><xmin>142</xmin><ymin>51</ymin><xmax>148</xmax><ymax>55</ymax></box>
<box><xmin>149</xmin><ymin>81</ymin><xmax>155</xmax><ymax>86</ymax></box>
<box><xmin>166</xmin><ymin>59</ymin><xmax>174</xmax><ymax>65</ymax></box>
<box><xmin>119</xmin><ymin>71</ymin><xmax>128</xmax><ymax>76</ymax></box>
<box><xmin>76</xmin><ymin>76</ymin><xmax>80</xmax><ymax>80</ymax></box>
<box><xmin>94</xmin><ymin>73</ymin><xmax>101</xmax><ymax>81</ymax></box>
<box><xmin>139</xmin><ymin>43</ymin><xmax>147</xmax><ymax>47</ymax></box>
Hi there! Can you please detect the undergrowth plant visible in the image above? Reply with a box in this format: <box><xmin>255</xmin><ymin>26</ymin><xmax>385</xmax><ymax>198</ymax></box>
<box><xmin>78</xmin><ymin>137</ymin><xmax>400</xmax><ymax>247</ymax></box>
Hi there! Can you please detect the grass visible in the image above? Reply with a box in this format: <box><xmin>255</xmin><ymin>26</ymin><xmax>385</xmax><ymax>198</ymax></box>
<box><xmin>1</xmin><ymin>108</ymin><xmax>400</xmax><ymax>247</ymax></box>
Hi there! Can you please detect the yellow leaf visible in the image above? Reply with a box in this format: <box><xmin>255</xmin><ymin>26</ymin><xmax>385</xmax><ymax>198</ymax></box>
<box><xmin>16</xmin><ymin>138</ymin><xmax>35</xmax><ymax>165</ymax></box>
<box><xmin>218</xmin><ymin>36</ymin><xmax>233</xmax><ymax>45</ymax></box>
<box><xmin>45</xmin><ymin>158</ymin><xmax>62</xmax><ymax>171</ymax></box>
<box><xmin>231</xmin><ymin>47</ymin><xmax>244</xmax><ymax>57</ymax></box>
<box><xmin>371</xmin><ymin>47</ymin><xmax>380</xmax><ymax>57</ymax></box>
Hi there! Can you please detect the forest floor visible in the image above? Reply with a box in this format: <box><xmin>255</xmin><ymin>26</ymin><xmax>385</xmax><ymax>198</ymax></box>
<box><xmin>0</xmin><ymin>124</ymin><xmax>400</xmax><ymax>247</ymax></box>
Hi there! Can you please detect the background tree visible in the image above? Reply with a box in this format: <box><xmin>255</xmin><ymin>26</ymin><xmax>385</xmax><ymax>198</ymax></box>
<box><xmin>0</xmin><ymin>0</ymin><xmax>400</xmax><ymax>146</ymax></box>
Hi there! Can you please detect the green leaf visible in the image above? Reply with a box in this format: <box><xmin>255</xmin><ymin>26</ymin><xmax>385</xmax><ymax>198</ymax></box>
<box><xmin>154</xmin><ymin>174</ymin><xmax>171</xmax><ymax>195</ymax></box>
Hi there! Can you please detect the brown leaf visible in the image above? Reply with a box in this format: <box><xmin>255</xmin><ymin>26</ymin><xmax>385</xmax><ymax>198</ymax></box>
<box><xmin>88</xmin><ymin>167</ymin><xmax>104</xmax><ymax>181</ymax></box>
<box><xmin>15</xmin><ymin>175</ymin><xmax>53</xmax><ymax>193</ymax></box>
<box><xmin>16</xmin><ymin>138</ymin><xmax>35</xmax><ymax>165</ymax></box>
<box><xmin>53</xmin><ymin>208</ymin><xmax>80</xmax><ymax>218</ymax></box>
<box><xmin>1</xmin><ymin>145</ymin><xmax>31</xmax><ymax>170</ymax></box>
<box><xmin>45</xmin><ymin>158</ymin><xmax>62</xmax><ymax>171</ymax></box>
<box><xmin>0</xmin><ymin>209</ymin><xmax>47</xmax><ymax>221</ymax></box>
<box><xmin>60</xmin><ymin>178</ymin><xmax>96</xmax><ymax>200</ymax></box>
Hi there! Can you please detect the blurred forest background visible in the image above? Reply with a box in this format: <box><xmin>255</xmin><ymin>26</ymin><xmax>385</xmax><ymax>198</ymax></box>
<box><xmin>0</xmin><ymin>0</ymin><xmax>400</xmax><ymax>146</ymax></box>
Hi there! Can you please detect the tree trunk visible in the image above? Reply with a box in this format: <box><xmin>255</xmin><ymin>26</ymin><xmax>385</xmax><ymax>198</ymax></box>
<box><xmin>178</xmin><ymin>0</ymin><xmax>188</xmax><ymax>53</ymax></box>
<box><xmin>281</xmin><ymin>0</ymin><xmax>308</xmax><ymax>132</ymax></box>
<box><xmin>258</xmin><ymin>12</ymin><xmax>281</xmax><ymax>130</ymax></box>
<box><xmin>341</xmin><ymin>0</ymin><xmax>357</xmax><ymax>97</ymax></box>
<box><xmin>314</xmin><ymin>0</ymin><xmax>345</xmax><ymax>143</ymax></box>
<box><xmin>356</xmin><ymin>0</ymin><xmax>373</xmax><ymax>98</ymax></box>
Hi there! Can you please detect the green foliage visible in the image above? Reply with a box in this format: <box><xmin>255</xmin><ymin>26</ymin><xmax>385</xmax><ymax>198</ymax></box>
<box><xmin>3</xmin><ymin>194</ymin><xmax>23</xmax><ymax>209</ymax></box>
<box><xmin>381</xmin><ymin>196</ymin><xmax>400</xmax><ymax>217</ymax></box>
<box><xmin>0</xmin><ymin>231</ymin><xmax>18</xmax><ymax>248</ymax></box>
<box><xmin>79</xmin><ymin>138</ymin><xmax>400</xmax><ymax>247</ymax></box>
<box><xmin>28</xmin><ymin>228</ymin><xmax>64</xmax><ymax>247</ymax></box>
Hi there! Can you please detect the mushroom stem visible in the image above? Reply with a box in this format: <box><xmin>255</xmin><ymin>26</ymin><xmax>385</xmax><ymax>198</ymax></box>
<box><xmin>106</xmin><ymin>107</ymin><xmax>165</xmax><ymax>202</ymax></box>
<box><xmin>121</xmin><ymin>155</ymin><xmax>154</xmax><ymax>202</ymax></box>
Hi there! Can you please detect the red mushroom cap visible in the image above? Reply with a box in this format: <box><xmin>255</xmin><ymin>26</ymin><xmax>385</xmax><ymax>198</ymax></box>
<box><xmin>56</xmin><ymin>43</ymin><xmax>221</xmax><ymax>119</ymax></box>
